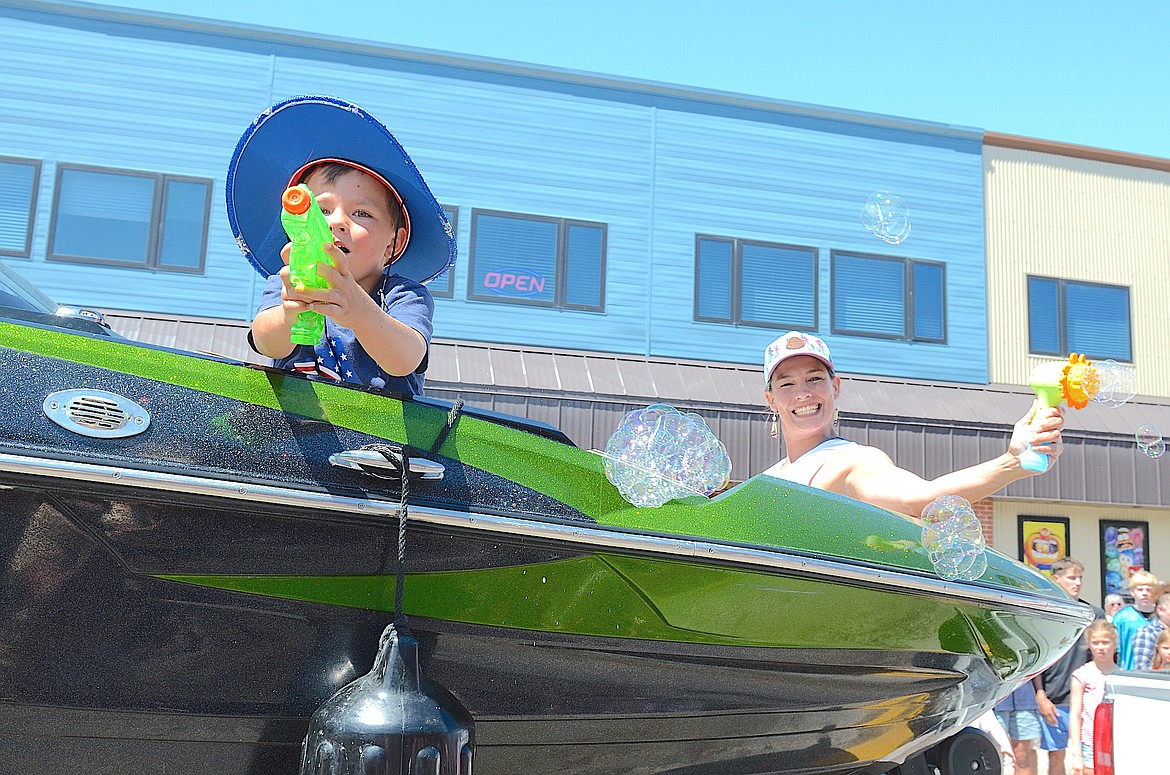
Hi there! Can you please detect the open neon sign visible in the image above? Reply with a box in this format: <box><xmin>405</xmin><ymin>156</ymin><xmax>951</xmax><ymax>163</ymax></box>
<box><xmin>482</xmin><ymin>268</ymin><xmax>547</xmax><ymax>297</ymax></box>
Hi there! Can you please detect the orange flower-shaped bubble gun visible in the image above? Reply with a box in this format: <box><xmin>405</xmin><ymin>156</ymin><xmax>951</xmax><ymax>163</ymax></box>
<box><xmin>1019</xmin><ymin>354</ymin><xmax>1100</xmax><ymax>473</ymax></box>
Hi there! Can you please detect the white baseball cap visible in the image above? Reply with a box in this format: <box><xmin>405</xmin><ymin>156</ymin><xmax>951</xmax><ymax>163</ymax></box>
<box><xmin>763</xmin><ymin>332</ymin><xmax>834</xmax><ymax>385</ymax></box>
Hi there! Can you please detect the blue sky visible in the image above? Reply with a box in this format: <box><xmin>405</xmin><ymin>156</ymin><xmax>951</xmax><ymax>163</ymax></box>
<box><xmin>97</xmin><ymin>0</ymin><xmax>1170</xmax><ymax>160</ymax></box>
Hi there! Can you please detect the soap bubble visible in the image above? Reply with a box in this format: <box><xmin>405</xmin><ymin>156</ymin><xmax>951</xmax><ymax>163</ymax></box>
<box><xmin>1135</xmin><ymin>424</ymin><xmax>1165</xmax><ymax>459</ymax></box>
<box><xmin>920</xmin><ymin>494</ymin><xmax>988</xmax><ymax>582</ymax></box>
<box><xmin>1092</xmin><ymin>360</ymin><xmax>1138</xmax><ymax>407</ymax></box>
<box><xmin>603</xmin><ymin>404</ymin><xmax>731</xmax><ymax>508</ymax></box>
<box><xmin>860</xmin><ymin>190</ymin><xmax>911</xmax><ymax>245</ymax></box>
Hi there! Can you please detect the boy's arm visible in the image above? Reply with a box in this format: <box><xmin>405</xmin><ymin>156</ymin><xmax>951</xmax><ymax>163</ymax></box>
<box><xmin>250</xmin><ymin>269</ymin><xmax>301</xmax><ymax>360</ymax></box>
<box><xmin>1034</xmin><ymin>673</ymin><xmax>1057</xmax><ymax>726</ymax></box>
<box><xmin>251</xmin><ymin>303</ymin><xmax>297</xmax><ymax>359</ymax></box>
<box><xmin>346</xmin><ymin>294</ymin><xmax>429</xmax><ymax>377</ymax></box>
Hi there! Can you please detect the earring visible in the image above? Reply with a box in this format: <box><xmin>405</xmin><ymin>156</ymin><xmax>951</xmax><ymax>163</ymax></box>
<box><xmin>770</xmin><ymin>412</ymin><xmax>779</xmax><ymax>439</ymax></box>
<box><xmin>833</xmin><ymin>408</ymin><xmax>839</xmax><ymax>430</ymax></box>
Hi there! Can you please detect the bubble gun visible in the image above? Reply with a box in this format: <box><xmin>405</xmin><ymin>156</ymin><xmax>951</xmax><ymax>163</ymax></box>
<box><xmin>280</xmin><ymin>184</ymin><xmax>334</xmax><ymax>345</ymax></box>
<box><xmin>1019</xmin><ymin>353</ymin><xmax>1099</xmax><ymax>473</ymax></box>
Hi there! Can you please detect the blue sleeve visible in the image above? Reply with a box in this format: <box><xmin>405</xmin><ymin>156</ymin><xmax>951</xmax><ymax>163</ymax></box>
<box><xmin>256</xmin><ymin>273</ymin><xmax>283</xmax><ymax>313</ymax></box>
<box><xmin>382</xmin><ymin>275</ymin><xmax>434</xmax><ymax>373</ymax></box>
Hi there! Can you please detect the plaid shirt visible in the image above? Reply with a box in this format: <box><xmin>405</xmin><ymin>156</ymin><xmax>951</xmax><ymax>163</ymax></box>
<box><xmin>1131</xmin><ymin>618</ymin><xmax>1166</xmax><ymax>671</ymax></box>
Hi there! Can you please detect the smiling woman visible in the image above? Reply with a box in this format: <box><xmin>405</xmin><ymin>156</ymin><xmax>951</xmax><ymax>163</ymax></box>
<box><xmin>761</xmin><ymin>331</ymin><xmax>1067</xmax><ymax>518</ymax></box>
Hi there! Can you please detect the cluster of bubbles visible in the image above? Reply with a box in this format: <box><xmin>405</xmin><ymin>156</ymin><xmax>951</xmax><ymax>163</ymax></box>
<box><xmin>860</xmin><ymin>190</ymin><xmax>911</xmax><ymax>245</ymax></box>
<box><xmin>1091</xmin><ymin>359</ymin><xmax>1138</xmax><ymax>407</ymax></box>
<box><xmin>920</xmin><ymin>494</ymin><xmax>988</xmax><ymax>582</ymax></box>
<box><xmin>603</xmin><ymin>404</ymin><xmax>731</xmax><ymax>508</ymax></box>
<box><xmin>1136</xmin><ymin>424</ymin><xmax>1165</xmax><ymax>459</ymax></box>
<box><xmin>1084</xmin><ymin>361</ymin><xmax>1164</xmax><ymax>460</ymax></box>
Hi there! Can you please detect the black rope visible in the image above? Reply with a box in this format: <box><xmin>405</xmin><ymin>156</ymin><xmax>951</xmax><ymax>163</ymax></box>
<box><xmin>359</xmin><ymin>398</ymin><xmax>463</xmax><ymax>626</ymax></box>
<box><xmin>394</xmin><ymin>446</ymin><xmax>409</xmax><ymax>626</ymax></box>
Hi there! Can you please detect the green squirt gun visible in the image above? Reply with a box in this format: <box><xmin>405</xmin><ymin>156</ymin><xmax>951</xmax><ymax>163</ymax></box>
<box><xmin>280</xmin><ymin>184</ymin><xmax>334</xmax><ymax>345</ymax></box>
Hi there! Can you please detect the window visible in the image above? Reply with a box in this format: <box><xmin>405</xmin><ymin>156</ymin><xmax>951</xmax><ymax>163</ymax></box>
<box><xmin>1028</xmin><ymin>276</ymin><xmax>1131</xmax><ymax>361</ymax></box>
<box><xmin>831</xmin><ymin>251</ymin><xmax>945</xmax><ymax>342</ymax></box>
<box><xmin>694</xmin><ymin>236</ymin><xmax>817</xmax><ymax>329</ymax></box>
<box><xmin>0</xmin><ymin>156</ymin><xmax>41</xmax><ymax>258</ymax></box>
<box><xmin>468</xmin><ymin>210</ymin><xmax>605</xmax><ymax>311</ymax></box>
<box><xmin>48</xmin><ymin>164</ymin><xmax>211</xmax><ymax>273</ymax></box>
<box><xmin>427</xmin><ymin>205</ymin><xmax>458</xmax><ymax>298</ymax></box>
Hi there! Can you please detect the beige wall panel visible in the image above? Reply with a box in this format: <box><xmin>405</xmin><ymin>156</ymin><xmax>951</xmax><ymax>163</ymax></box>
<box><xmin>993</xmin><ymin>498</ymin><xmax>1170</xmax><ymax>607</ymax></box>
<box><xmin>984</xmin><ymin>146</ymin><xmax>1170</xmax><ymax>394</ymax></box>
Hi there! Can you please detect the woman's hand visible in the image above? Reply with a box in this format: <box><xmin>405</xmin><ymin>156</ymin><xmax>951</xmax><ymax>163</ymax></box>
<box><xmin>1009</xmin><ymin>401</ymin><xmax>1065</xmax><ymax>471</ymax></box>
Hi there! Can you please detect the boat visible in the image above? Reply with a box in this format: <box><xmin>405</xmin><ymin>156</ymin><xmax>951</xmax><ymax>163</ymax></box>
<box><xmin>0</xmin><ymin>260</ymin><xmax>1092</xmax><ymax>774</ymax></box>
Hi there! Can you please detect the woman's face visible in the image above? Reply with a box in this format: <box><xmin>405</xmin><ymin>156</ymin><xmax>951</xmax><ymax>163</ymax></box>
<box><xmin>765</xmin><ymin>355</ymin><xmax>840</xmax><ymax>439</ymax></box>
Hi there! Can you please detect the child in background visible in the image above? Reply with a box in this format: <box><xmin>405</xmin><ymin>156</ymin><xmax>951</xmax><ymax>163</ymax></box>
<box><xmin>1067</xmin><ymin>620</ymin><xmax>1118</xmax><ymax>775</ymax></box>
<box><xmin>1153</xmin><ymin>629</ymin><xmax>1170</xmax><ymax>670</ymax></box>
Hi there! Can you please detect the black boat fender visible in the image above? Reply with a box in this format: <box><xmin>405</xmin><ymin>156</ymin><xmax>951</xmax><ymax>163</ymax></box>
<box><xmin>299</xmin><ymin>435</ymin><xmax>475</xmax><ymax>775</ymax></box>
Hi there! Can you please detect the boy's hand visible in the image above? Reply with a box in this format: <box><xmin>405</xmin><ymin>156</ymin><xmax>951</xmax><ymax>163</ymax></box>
<box><xmin>278</xmin><ymin>241</ymin><xmax>379</xmax><ymax>332</ymax></box>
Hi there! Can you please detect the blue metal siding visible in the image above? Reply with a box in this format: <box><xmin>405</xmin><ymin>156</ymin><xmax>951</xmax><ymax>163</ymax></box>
<box><xmin>0</xmin><ymin>3</ymin><xmax>988</xmax><ymax>382</ymax></box>
<box><xmin>650</xmin><ymin>110</ymin><xmax>987</xmax><ymax>382</ymax></box>
<box><xmin>0</xmin><ymin>11</ymin><xmax>271</xmax><ymax>318</ymax></box>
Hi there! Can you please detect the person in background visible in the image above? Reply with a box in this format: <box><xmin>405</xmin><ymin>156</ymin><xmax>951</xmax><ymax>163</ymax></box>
<box><xmin>993</xmin><ymin>682</ymin><xmax>1042</xmax><ymax>775</ymax></box>
<box><xmin>1103</xmin><ymin>593</ymin><xmax>1125</xmax><ymax>622</ymax></box>
<box><xmin>760</xmin><ymin>332</ymin><xmax>1065</xmax><ymax>517</ymax></box>
<box><xmin>1111</xmin><ymin>569</ymin><xmax>1160</xmax><ymax>670</ymax></box>
<box><xmin>1130</xmin><ymin>591</ymin><xmax>1170</xmax><ymax>671</ymax></box>
<box><xmin>1152</xmin><ymin>629</ymin><xmax>1170</xmax><ymax>670</ymax></box>
<box><xmin>1035</xmin><ymin>558</ymin><xmax>1105</xmax><ymax>775</ymax></box>
<box><xmin>1067</xmin><ymin>620</ymin><xmax>1118</xmax><ymax>775</ymax></box>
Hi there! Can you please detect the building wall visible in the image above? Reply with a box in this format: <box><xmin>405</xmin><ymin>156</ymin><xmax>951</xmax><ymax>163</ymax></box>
<box><xmin>1</xmin><ymin>1</ymin><xmax>990</xmax><ymax>384</ymax></box>
<box><xmin>993</xmin><ymin>498</ymin><xmax>1169</xmax><ymax>608</ymax></box>
<box><xmin>983</xmin><ymin>140</ymin><xmax>1170</xmax><ymax>394</ymax></box>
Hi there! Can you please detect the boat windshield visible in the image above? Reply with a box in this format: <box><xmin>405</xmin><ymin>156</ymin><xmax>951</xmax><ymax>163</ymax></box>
<box><xmin>0</xmin><ymin>261</ymin><xmax>58</xmax><ymax>314</ymax></box>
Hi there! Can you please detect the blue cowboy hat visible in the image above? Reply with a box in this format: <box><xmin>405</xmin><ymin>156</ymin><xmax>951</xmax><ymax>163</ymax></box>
<box><xmin>226</xmin><ymin>95</ymin><xmax>455</xmax><ymax>284</ymax></box>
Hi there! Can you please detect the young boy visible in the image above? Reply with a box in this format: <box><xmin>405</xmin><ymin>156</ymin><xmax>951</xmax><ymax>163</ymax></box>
<box><xmin>1112</xmin><ymin>569</ymin><xmax>1160</xmax><ymax>669</ymax></box>
<box><xmin>1033</xmin><ymin>558</ymin><xmax>1105</xmax><ymax>775</ymax></box>
<box><xmin>227</xmin><ymin>96</ymin><xmax>456</xmax><ymax>395</ymax></box>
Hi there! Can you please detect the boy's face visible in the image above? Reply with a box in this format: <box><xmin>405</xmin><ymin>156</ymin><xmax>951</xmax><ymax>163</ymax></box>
<box><xmin>1133</xmin><ymin>583</ymin><xmax>1155</xmax><ymax>605</ymax></box>
<box><xmin>1053</xmin><ymin>567</ymin><xmax>1083</xmax><ymax>599</ymax></box>
<box><xmin>304</xmin><ymin>167</ymin><xmax>407</xmax><ymax>291</ymax></box>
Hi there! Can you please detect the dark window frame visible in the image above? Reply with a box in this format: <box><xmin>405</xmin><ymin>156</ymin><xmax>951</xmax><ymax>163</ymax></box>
<box><xmin>0</xmin><ymin>155</ymin><xmax>42</xmax><ymax>259</ymax></box>
<box><xmin>467</xmin><ymin>208</ymin><xmax>606</xmax><ymax>312</ymax></box>
<box><xmin>1026</xmin><ymin>275</ymin><xmax>1133</xmax><ymax>362</ymax></box>
<box><xmin>830</xmin><ymin>249</ymin><xmax>947</xmax><ymax>343</ymax></box>
<box><xmin>693</xmin><ymin>234</ymin><xmax>819</xmax><ymax>331</ymax></box>
<box><xmin>46</xmin><ymin>162</ymin><xmax>211</xmax><ymax>274</ymax></box>
<box><xmin>427</xmin><ymin>204</ymin><xmax>458</xmax><ymax>299</ymax></box>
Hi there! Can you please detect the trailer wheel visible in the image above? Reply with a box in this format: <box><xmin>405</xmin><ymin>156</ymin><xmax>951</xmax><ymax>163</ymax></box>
<box><xmin>925</xmin><ymin>727</ymin><xmax>1001</xmax><ymax>775</ymax></box>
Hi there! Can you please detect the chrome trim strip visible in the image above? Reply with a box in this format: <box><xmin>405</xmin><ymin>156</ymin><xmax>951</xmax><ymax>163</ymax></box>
<box><xmin>0</xmin><ymin>452</ymin><xmax>1092</xmax><ymax>624</ymax></box>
